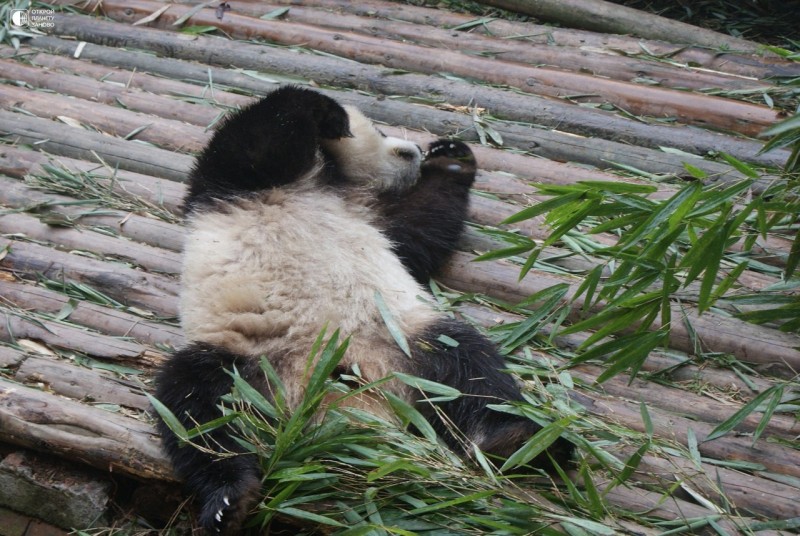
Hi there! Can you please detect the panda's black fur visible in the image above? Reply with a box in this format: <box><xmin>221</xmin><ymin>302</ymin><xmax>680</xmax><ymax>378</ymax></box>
<box><xmin>155</xmin><ymin>86</ymin><xmax>572</xmax><ymax>534</ymax></box>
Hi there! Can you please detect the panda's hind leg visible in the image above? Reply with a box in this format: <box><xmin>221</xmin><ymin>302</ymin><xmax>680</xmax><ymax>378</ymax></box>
<box><xmin>410</xmin><ymin>318</ymin><xmax>573</xmax><ymax>470</ymax></box>
<box><xmin>155</xmin><ymin>343</ymin><xmax>263</xmax><ymax>534</ymax></box>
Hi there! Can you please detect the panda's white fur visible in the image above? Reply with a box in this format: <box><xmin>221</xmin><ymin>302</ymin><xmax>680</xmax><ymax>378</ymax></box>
<box><xmin>155</xmin><ymin>87</ymin><xmax>571</xmax><ymax>535</ymax></box>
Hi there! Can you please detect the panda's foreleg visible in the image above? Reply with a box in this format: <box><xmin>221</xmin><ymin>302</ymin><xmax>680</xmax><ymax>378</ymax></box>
<box><xmin>155</xmin><ymin>343</ymin><xmax>262</xmax><ymax>534</ymax></box>
<box><xmin>410</xmin><ymin>318</ymin><xmax>573</xmax><ymax>469</ymax></box>
<box><xmin>185</xmin><ymin>86</ymin><xmax>352</xmax><ymax>207</ymax></box>
<box><xmin>378</xmin><ymin>140</ymin><xmax>477</xmax><ymax>284</ymax></box>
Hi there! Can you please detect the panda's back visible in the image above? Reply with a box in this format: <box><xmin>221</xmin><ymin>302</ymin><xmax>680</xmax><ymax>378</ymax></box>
<box><xmin>180</xmin><ymin>186</ymin><xmax>440</xmax><ymax>363</ymax></box>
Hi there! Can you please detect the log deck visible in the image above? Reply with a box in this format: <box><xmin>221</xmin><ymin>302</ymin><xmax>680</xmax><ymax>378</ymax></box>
<box><xmin>0</xmin><ymin>1</ymin><xmax>798</xmax><ymax>533</ymax></box>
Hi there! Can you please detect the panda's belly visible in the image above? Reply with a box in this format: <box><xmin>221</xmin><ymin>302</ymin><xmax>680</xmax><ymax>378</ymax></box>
<box><xmin>180</xmin><ymin>189</ymin><xmax>440</xmax><ymax>360</ymax></box>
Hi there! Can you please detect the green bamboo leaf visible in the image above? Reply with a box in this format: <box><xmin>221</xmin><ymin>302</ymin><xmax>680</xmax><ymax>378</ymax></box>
<box><xmin>544</xmin><ymin>199</ymin><xmax>600</xmax><ymax>246</ymax></box>
<box><xmin>572</xmin><ymin>265</ymin><xmax>603</xmax><ymax>313</ymax></box>
<box><xmin>517</xmin><ymin>246</ymin><xmax>541</xmax><ymax>280</ymax></box>
<box><xmin>374</xmin><ymin>290</ymin><xmax>411</xmax><ymax>357</ymax></box>
<box><xmin>683</xmin><ymin>163</ymin><xmax>708</xmax><ymax>179</ymax></box>
<box><xmin>595</xmin><ymin>329</ymin><xmax>666</xmax><ymax>384</ymax></box>
<box><xmin>229</xmin><ymin>370</ymin><xmax>277</xmax><ymax>418</ymax></box>
<box><xmin>409</xmin><ymin>490</ymin><xmax>495</xmax><ymax>514</ymax></box>
<box><xmin>785</xmin><ymin>228</ymin><xmax>800</xmax><ymax>279</ymax></box>
<box><xmin>613</xmin><ymin>440</ymin><xmax>649</xmax><ymax>486</ymax></box>
<box><xmin>146</xmin><ymin>393</ymin><xmax>189</xmax><ymax>442</ymax></box>
<box><xmin>550</xmin><ymin>516</ymin><xmax>616</xmax><ymax>535</ymax></box>
<box><xmin>394</xmin><ymin>372</ymin><xmax>462</xmax><ymax>402</ymax></box>
<box><xmin>277</xmin><ymin>507</ymin><xmax>346</xmax><ymax>527</ymax></box>
<box><xmin>704</xmin><ymin>386</ymin><xmax>780</xmax><ymax>442</ymax></box>
<box><xmin>580</xmin><ymin>464</ymin><xmax>604</xmax><ymax>517</ymax></box>
<box><xmin>618</xmin><ymin>182</ymin><xmax>703</xmax><ymax>250</ymax></box>
<box><xmin>384</xmin><ymin>391</ymin><xmax>438</xmax><ymax>443</ymax></box>
<box><xmin>720</xmin><ymin>153</ymin><xmax>760</xmax><ymax>179</ymax></box>
<box><xmin>758</xmin><ymin>112</ymin><xmax>800</xmax><ymax>138</ymax></box>
<box><xmin>472</xmin><ymin>243</ymin><xmax>533</xmax><ymax>262</ymax></box>
<box><xmin>502</xmin><ymin>191</ymin><xmax>584</xmax><ymax>225</ymax></box>
<box><xmin>752</xmin><ymin>386</ymin><xmax>783</xmax><ymax>446</ymax></box>
<box><xmin>499</xmin><ymin>418</ymin><xmax>570</xmax><ymax>471</ymax></box>
<box><xmin>697</xmin><ymin>225</ymin><xmax>729</xmax><ymax>313</ymax></box>
<box><xmin>577</xmin><ymin>181</ymin><xmax>657</xmax><ymax>194</ymax></box>
<box><xmin>640</xmin><ymin>402</ymin><xmax>653</xmax><ymax>438</ymax></box>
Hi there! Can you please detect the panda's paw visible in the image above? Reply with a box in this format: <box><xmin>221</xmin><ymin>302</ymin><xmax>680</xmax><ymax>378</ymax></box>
<box><xmin>309</xmin><ymin>95</ymin><xmax>352</xmax><ymax>140</ymax></box>
<box><xmin>422</xmin><ymin>140</ymin><xmax>476</xmax><ymax>186</ymax></box>
<box><xmin>197</xmin><ymin>478</ymin><xmax>260</xmax><ymax>535</ymax></box>
<box><xmin>425</xmin><ymin>140</ymin><xmax>474</xmax><ymax>162</ymax></box>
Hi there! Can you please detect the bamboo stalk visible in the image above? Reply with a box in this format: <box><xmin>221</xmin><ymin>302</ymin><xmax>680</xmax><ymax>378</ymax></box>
<box><xmin>46</xmin><ymin>7</ymin><xmax>783</xmax><ymax>138</ymax></box>
<box><xmin>624</xmin><ymin>446</ymin><xmax>800</xmax><ymax>520</ymax></box>
<box><xmin>571</xmin><ymin>390</ymin><xmax>800</xmax><ymax>479</ymax></box>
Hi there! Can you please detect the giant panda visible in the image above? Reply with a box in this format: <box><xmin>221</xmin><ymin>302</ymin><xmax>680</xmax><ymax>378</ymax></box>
<box><xmin>155</xmin><ymin>86</ymin><xmax>572</xmax><ymax>534</ymax></box>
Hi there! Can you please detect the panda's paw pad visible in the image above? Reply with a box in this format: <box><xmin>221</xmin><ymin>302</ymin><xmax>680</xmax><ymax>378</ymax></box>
<box><xmin>425</xmin><ymin>140</ymin><xmax>474</xmax><ymax>162</ymax></box>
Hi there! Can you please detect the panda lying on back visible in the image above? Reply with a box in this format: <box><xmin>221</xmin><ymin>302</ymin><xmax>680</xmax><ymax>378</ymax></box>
<box><xmin>156</xmin><ymin>86</ymin><xmax>572</xmax><ymax>534</ymax></box>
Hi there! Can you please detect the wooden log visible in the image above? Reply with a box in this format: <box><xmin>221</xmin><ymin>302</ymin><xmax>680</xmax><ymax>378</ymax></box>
<box><xmin>69</xmin><ymin>0</ymin><xmax>783</xmax><ymax>137</ymax></box>
<box><xmin>257</xmin><ymin>0</ymin><xmax>800</xmax><ymax>79</ymax></box>
<box><xmin>473</xmin><ymin>0</ymin><xmax>765</xmax><ymax>52</ymax></box>
<box><xmin>457</xmin><ymin>302</ymin><xmax>779</xmax><ymax>398</ymax></box>
<box><xmin>23</xmin><ymin>34</ymin><xmax>787</xmax><ymax>170</ymax></box>
<box><xmin>0</xmin><ymin>346</ymin><xmax>25</xmax><ymax>368</ymax></box>
<box><xmin>0</xmin><ymin>279</ymin><xmax>183</xmax><ymax>348</ymax></box>
<box><xmin>624</xmin><ymin>446</ymin><xmax>800</xmax><ymax>520</ymax></box>
<box><xmin>15</xmin><ymin>356</ymin><xmax>151</xmax><ymax>410</ymax></box>
<box><xmin>0</xmin><ymin>109</ymin><xmax>192</xmax><ymax>182</ymax></box>
<box><xmin>598</xmin><ymin>482</ymin><xmax>780</xmax><ymax>536</ymax></box>
<box><xmin>0</xmin><ymin>378</ymin><xmax>174</xmax><ymax>481</ymax></box>
<box><xmin>0</xmin><ymin>211</ymin><xmax>182</xmax><ymax>275</ymax></box>
<box><xmin>0</xmin><ymin>238</ymin><xmax>179</xmax><ymax>317</ymax></box>
<box><xmin>0</xmin><ymin>84</ymin><xmax>206</xmax><ymax>155</ymax></box>
<box><xmin>0</xmin><ymin>308</ymin><xmax>161</xmax><ymax>367</ymax></box>
<box><xmin>0</xmin><ymin>145</ymin><xmax>185</xmax><ymax>214</ymax></box>
<box><xmin>191</xmin><ymin>2</ymin><xmax>772</xmax><ymax>93</ymax></box>
<box><xmin>6</xmin><ymin>50</ymin><xmax>774</xmax><ymax>189</ymax></box>
<box><xmin>442</xmin><ymin>252</ymin><xmax>800</xmax><ymax>376</ymax></box>
<box><xmin>0</xmin><ymin>176</ymin><xmax>185</xmax><ymax>252</ymax></box>
<box><xmin>572</xmin><ymin>391</ymin><xmax>800</xmax><ymax>479</ymax></box>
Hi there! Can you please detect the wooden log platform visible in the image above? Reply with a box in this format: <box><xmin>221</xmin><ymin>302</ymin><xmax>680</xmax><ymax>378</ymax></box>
<box><xmin>0</xmin><ymin>1</ymin><xmax>798</xmax><ymax>533</ymax></box>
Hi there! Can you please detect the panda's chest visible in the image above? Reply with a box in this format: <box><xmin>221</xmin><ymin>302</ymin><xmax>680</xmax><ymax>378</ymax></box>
<box><xmin>182</xmin><ymin>192</ymin><xmax>429</xmax><ymax>340</ymax></box>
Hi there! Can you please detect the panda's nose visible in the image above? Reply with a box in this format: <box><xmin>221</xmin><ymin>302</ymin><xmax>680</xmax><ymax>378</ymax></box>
<box><xmin>395</xmin><ymin>146</ymin><xmax>421</xmax><ymax>160</ymax></box>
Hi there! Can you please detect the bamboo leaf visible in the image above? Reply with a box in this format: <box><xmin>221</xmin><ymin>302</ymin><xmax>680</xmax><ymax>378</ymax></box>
<box><xmin>374</xmin><ymin>290</ymin><xmax>411</xmax><ymax>357</ymax></box>
<box><xmin>704</xmin><ymin>386</ymin><xmax>780</xmax><ymax>442</ymax></box>
<box><xmin>752</xmin><ymin>386</ymin><xmax>783</xmax><ymax>446</ymax></box>
<box><xmin>499</xmin><ymin>418</ymin><xmax>569</xmax><ymax>471</ymax></box>
<box><xmin>146</xmin><ymin>393</ymin><xmax>189</xmax><ymax>442</ymax></box>
<box><xmin>502</xmin><ymin>191</ymin><xmax>584</xmax><ymax>225</ymax></box>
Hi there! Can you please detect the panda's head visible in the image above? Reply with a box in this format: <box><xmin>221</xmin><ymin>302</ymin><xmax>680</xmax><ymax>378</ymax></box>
<box><xmin>322</xmin><ymin>106</ymin><xmax>422</xmax><ymax>192</ymax></box>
